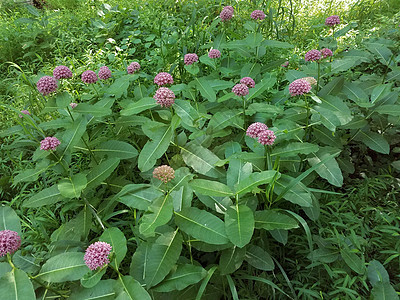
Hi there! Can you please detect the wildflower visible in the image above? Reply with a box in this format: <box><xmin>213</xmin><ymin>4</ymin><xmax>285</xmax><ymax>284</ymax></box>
<box><xmin>98</xmin><ymin>66</ymin><xmax>112</xmax><ymax>80</ymax></box>
<box><xmin>302</xmin><ymin>77</ymin><xmax>317</xmax><ymax>86</ymax></box>
<box><xmin>208</xmin><ymin>49</ymin><xmax>221</xmax><ymax>59</ymax></box>
<box><xmin>37</xmin><ymin>76</ymin><xmax>58</xmax><ymax>95</ymax></box>
<box><xmin>154</xmin><ymin>87</ymin><xmax>175</xmax><ymax>108</ymax></box>
<box><xmin>184</xmin><ymin>53</ymin><xmax>199</xmax><ymax>65</ymax></box>
<box><xmin>153</xmin><ymin>165</ymin><xmax>175</xmax><ymax>183</ymax></box>
<box><xmin>251</xmin><ymin>10</ymin><xmax>265</xmax><ymax>21</ymax></box>
<box><xmin>305</xmin><ymin>49</ymin><xmax>321</xmax><ymax>62</ymax></box>
<box><xmin>19</xmin><ymin>110</ymin><xmax>31</xmax><ymax>118</ymax></box>
<box><xmin>53</xmin><ymin>65</ymin><xmax>73</xmax><ymax>80</ymax></box>
<box><xmin>281</xmin><ymin>61</ymin><xmax>289</xmax><ymax>68</ymax></box>
<box><xmin>81</xmin><ymin>70</ymin><xmax>98</xmax><ymax>84</ymax></box>
<box><xmin>325</xmin><ymin>15</ymin><xmax>340</xmax><ymax>27</ymax></box>
<box><xmin>0</xmin><ymin>230</ymin><xmax>21</xmax><ymax>257</ymax></box>
<box><xmin>232</xmin><ymin>84</ymin><xmax>249</xmax><ymax>97</ymax></box>
<box><xmin>258</xmin><ymin>130</ymin><xmax>276</xmax><ymax>146</ymax></box>
<box><xmin>289</xmin><ymin>79</ymin><xmax>312</xmax><ymax>96</ymax></box>
<box><xmin>220</xmin><ymin>6</ymin><xmax>234</xmax><ymax>22</ymax></box>
<box><xmin>321</xmin><ymin>48</ymin><xmax>333</xmax><ymax>58</ymax></box>
<box><xmin>127</xmin><ymin>62</ymin><xmax>140</xmax><ymax>74</ymax></box>
<box><xmin>40</xmin><ymin>137</ymin><xmax>61</xmax><ymax>151</ymax></box>
<box><xmin>246</xmin><ymin>122</ymin><xmax>268</xmax><ymax>138</ymax></box>
<box><xmin>240</xmin><ymin>77</ymin><xmax>255</xmax><ymax>88</ymax></box>
<box><xmin>154</xmin><ymin>72</ymin><xmax>174</xmax><ymax>86</ymax></box>
<box><xmin>84</xmin><ymin>241</ymin><xmax>112</xmax><ymax>271</ymax></box>
<box><xmin>69</xmin><ymin>103</ymin><xmax>77</xmax><ymax>109</ymax></box>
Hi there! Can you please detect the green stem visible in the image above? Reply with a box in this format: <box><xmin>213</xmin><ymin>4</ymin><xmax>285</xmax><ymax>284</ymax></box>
<box><xmin>317</xmin><ymin>62</ymin><xmax>321</xmax><ymax>93</ymax></box>
<box><xmin>265</xmin><ymin>145</ymin><xmax>272</xmax><ymax>170</ymax></box>
<box><xmin>304</xmin><ymin>95</ymin><xmax>310</xmax><ymax>142</ymax></box>
<box><xmin>242</xmin><ymin>97</ymin><xmax>247</xmax><ymax>129</ymax></box>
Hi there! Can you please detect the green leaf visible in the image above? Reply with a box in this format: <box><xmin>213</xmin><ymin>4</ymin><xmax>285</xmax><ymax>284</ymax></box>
<box><xmin>371</xmin><ymin>282</ymin><xmax>399</xmax><ymax>300</ymax></box>
<box><xmin>271</xmin><ymin>142</ymin><xmax>319</xmax><ymax>157</ymax></box>
<box><xmin>368</xmin><ymin>260</ymin><xmax>390</xmax><ymax>286</ymax></box>
<box><xmin>219</xmin><ymin>246</ymin><xmax>246</xmax><ymax>275</ymax></box>
<box><xmin>273</xmin><ymin>175</ymin><xmax>312</xmax><ymax>207</ymax></box>
<box><xmin>354</xmin><ymin>130</ymin><xmax>390</xmax><ymax>154</ymax></box>
<box><xmin>37</xmin><ymin>252</ymin><xmax>88</xmax><ymax>282</ymax></box>
<box><xmin>81</xmin><ymin>268</ymin><xmax>107</xmax><ymax>288</ymax></box>
<box><xmin>58</xmin><ymin>173</ymin><xmax>87</xmax><ymax>199</ymax></box>
<box><xmin>319</xmin><ymin>95</ymin><xmax>353</xmax><ymax>125</ymax></box>
<box><xmin>234</xmin><ymin>170</ymin><xmax>278</xmax><ymax>195</ymax></box>
<box><xmin>199</xmin><ymin>55</ymin><xmax>217</xmax><ymax>69</ymax></box>
<box><xmin>70</xmin><ymin>279</ymin><xmax>116</xmax><ymax>300</ymax></box>
<box><xmin>107</xmin><ymin>75</ymin><xmax>131</xmax><ymax>99</ymax></box>
<box><xmin>120</xmin><ymin>97</ymin><xmax>157</xmax><ymax>116</ymax></box>
<box><xmin>94</xmin><ymin>140</ymin><xmax>138</xmax><ymax>159</ymax></box>
<box><xmin>318</xmin><ymin>76</ymin><xmax>344</xmax><ymax>97</ymax></box>
<box><xmin>374</xmin><ymin>105</ymin><xmax>400</xmax><ymax>116</ymax></box>
<box><xmin>153</xmin><ymin>264</ymin><xmax>207</xmax><ymax>292</ymax></box>
<box><xmin>184</xmin><ymin>64</ymin><xmax>200</xmax><ymax>75</ymax></box>
<box><xmin>314</xmin><ymin>106</ymin><xmax>341</xmax><ymax>131</ymax></box>
<box><xmin>367</xmin><ymin>45</ymin><xmax>392</xmax><ymax>65</ymax></box>
<box><xmin>190</xmin><ymin>179</ymin><xmax>233</xmax><ymax>197</ymax></box>
<box><xmin>343</xmin><ymin>82</ymin><xmax>372</xmax><ymax>107</ymax></box>
<box><xmin>117</xmin><ymin>276</ymin><xmax>151</xmax><ymax>300</ymax></box>
<box><xmin>73</xmin><ymin>103</ymin><xmax>111</xmax><ymax>117</ymax></box>
<box><xmin>23</xmin><ymin>185</ymin><xmax>64</xmax><ymax>208</ymax></box>
<box><xmin>145</xmin><ymin>230</ymin><xmax>182</xmax><ymax>288</ymax></box>
<box><xmin>173</xmin><ymin>99</ymin><xmax>200</xmax><ymax>127</ymax></box>
<box><xmin>0</xmin><ymin>269</ymin><xmax>35</xmax><ymax>300</ymax></box>
<box><xmin>208</xmin><ymin>110</ymin><xmax>242</xmax><ymax>132</ymax></box>
<box><xmin>255</xmin><ymin>210</ymin><xmax>298</xmax><ymax>230</ymax></box>
<box><xmin>263</xmin><ymin>39</ymin><xmax>293</xmax><ymax>48</ymax></box>
<box><xmin>308</xmin><ymin>248</ymin><xmax>339</xmax><ymax>263</ymax></box>
<box><xmin>195</xmin><ymin>77</ymin><xmax>216</xmax><ymax>102</ymax></box>
<box><xmin>245</xmin><ymin>245</ymin><xmax>274</xmax><ymax>271</ymax></box>
<box><xmin>0</xmin><ymin>206</ymin><xmax>21</xmax><ymax>234</ymax></box>
<box><xmin>340</xmin><ymin>248</ymin><xmax>365</xmax><ymax>274</ymax></box>
<box><xmin>330</xmin><ymin>59</ymin><xmax>355</xmax><ymax>73</ymax></box>
<box><xmin>175</xmin><ymin>207</ymin><xmax>229</xmax><ymax>245</ymax></box>
<box><xmin>61</xmin><ymin>117</ymin><xmax>87</xmax><ymax>156</ymax></box>
<box><xmin>14</xmin><ymin>160</ymin><xmax>49</xmax><ymax>184</ymax></box>
<box><xmin>308</xmin><ymin>148</ymin><xmax>343</xmax><ymax>187</ymax></box>
<box><xmin>129</xmin><ymin>242</ymin><xmax>151</xmax><ymax>284</ymax></box>
<box><xmin>246</xmin><ymin>74</ymin><xmax>276</xmax><ymax>101</ymax></box>
<box><xmin>224</xmin><ymin>205</ymin><xmax>254</xmax><ymax>248</ymax></box>
<box><xmin>100</xmin><ymin>228</ymin><xmax>127</xmax><ymax>267</ymax></box>
<box><xmin>115</xmin><ymin>184</ymin><xmax>162</xmax><ymax>210</ymax></box>
<box><xmin>139</xmin><ymin>194</ymin><xmax>173</xmax><ymax>237</ymax></box>
<box><xmin>86</xmin><ymin>158</ymin><xmax>120</xmax><ymax>190</ymax></box>
<box><xmin>56</xmin><ymin>91</ymin><xmax>73</xmax><ymax>108</ymax></box>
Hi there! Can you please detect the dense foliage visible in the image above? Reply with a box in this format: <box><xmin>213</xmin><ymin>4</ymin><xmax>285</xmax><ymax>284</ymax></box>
<box><xmin>0</xmin><ymin>0</ymin><xmax>400</xmax><ymax>299</ymax></box>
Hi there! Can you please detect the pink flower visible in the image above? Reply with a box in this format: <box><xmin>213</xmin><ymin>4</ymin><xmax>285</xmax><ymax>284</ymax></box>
<box><xmin>81</xmin><ymin>70</ymin><xmax>98</xmax><ymax>84</ymax></box>
<box><xmin>251</xmin><ymin>10</ymin><xmax>265</xmax><ymax>20</ymax></box>
<box><xmin>289</xmin><ymin>79</ymin><xmax>312</xmax><ymax>96</ymax></box>
<box><xmin>69</xmin><ymin>103</ymin><xmax>77</xmax><ymax>109</ymax></box>
<box><xmin>37</xmin><ymin>76</ymin><xmax>58</xmax><ymax>95</ymax></box>
<box><xmin>127</xmin><ymin>62</ymin><xmax>140</xmax><ymax>74</ymax></box>
<box><xmin>98</xmin><ymin>66</ymin><xmax>112</xmax><ymax>80</ymax></box>
<box><xmin>240</xmin><ymin>77</ymin><xmax>255</xmax><ymax>88</ymax></box>
<box><xmin>53</xmin><ymin>65</ymin><xmax>73</xmax><ymax>80</ymax></box>
<box><xmin>246</xmin><ymin>122</ymin><xmax>268</xmax><ymax>138</ymax></box>
<box><xmin>84</xmin><ymin>241</ymin><xmax>112</xmax><ymax>270</ymax></box>
<box><xmin>208</xmin><ymin>49</ymin><xmax>221</xmax><ymax>59</ymax></box>
<box><xmin>325</xmin><ymin>15</ymin><xmax>340</xmax><ymax>27</ymax></box>
<box><xmin>19</xmin><ymin>110</ymin><xmax>31</xmax><ymax>118</ymax></box>
<box><xmin>281</xmin><ymin>61</ymin><xmax>289</xmax><ymax>68</ymax></box>
<box><xmin>154</xmin><ymin>87</ymin><xmax>175</xmax><ymax>107</ymax></box>
<box><xmin>258</xmin><ymin>130</ymin><xmax>276</xmax><ymax>145</ymax></box>
<box><xmin>305</xmin><ymin>49</ymin><xmax>321</xmax><ymax>62</ymax></box>
<box><xmin>154</xmin><ymin>72</ymin><xmax>174</xmax><ymax>86</ymax></box>
<box><xmin>321</xmin><ymin>48</ymin><xmax>333</xmax><ymax>58</ymax></box>
<box><xmin>232</xmin><ymin>84</ymin><xmax>249</xmax><ymax>96</ymax></box>
<box><xmin>0</xmin><ymin>230</ymin><xmax>21</xmax><ymax>257</ymax></box>
<box><xmin>40</xmin><ymin>137</ymin><xmax>60</xmax><ymax>151</ymax></box>
<box><xmin>153</xmin><ymin>165</ymin><xmax>175</xmax><ymax>183</ymax></box>
<box><xmin>220</xmin><ymin>6</ymin><xmax>234</xmax><ymax>22</ymax></box>
<box><xmin>184</xmin><ymin>53</ymin><xmax>199</xmax><ymax>65</ymax></box>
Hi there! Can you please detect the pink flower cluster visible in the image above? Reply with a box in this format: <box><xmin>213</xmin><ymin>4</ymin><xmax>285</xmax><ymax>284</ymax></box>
<box><xmin>220</xmin><ymin>6</ymin><xmax>234</xmax><ymax>22</ymax></box>
<box><xmin>81</xmin><ymin>70</ymin><xmax>98</xmax><ymax>84</ymax></box>
<box><xmin>154</xmin><ymin>72</ymin><xmax>174</xmax><ymax>86</ymax></box>
<box><xmin>321</xmin><ymin>48</ymin><xmax>333</xmax><ymax>58</ymax></box>
<box><xmin>208</xmin><ymin>49</ymin><xmax>221</xmax><ymax>59</ymax></box>
<box><xmin>281</xmin><ymin>61</ymin><xmax>289</xmax><ymax>68</ymax></box>
<box><xmin>37</xmin><ymin>76</ymin><xmax>58</xmax><ymax>95</ymax></box>
<box><xmin>246</xmin><ymin>123</ymin><xmax>276</xmax><ymax>146</ymax></box>
<box><xmin>232</xmin><ymin>84</ymin><xmax>249</xmax><ymax>96</ymax></box>
<box><xmin>240</xmin><ymin>77</ymin><xmax>255</xmax><ymax>88</ymax></box>
<box><xmin>153</xmin><ymin>165</ymin><xmax>175</xmax><ymax>183</ymax></box>
<box><xmin>98</xmin><ymin>66</ymin><xmax>112</xmax><ymax>80</ymax></box>
<box><xmin>154</xmin><ymin>87</ymin><xmax>175</xmax><ymax>108</ymax></box>
<box><xmin>70</xmin><ymin>103</ymin><xmax>78</xmax><ymax>109</ymax></box>
<box><xmin>325</xmin><ymin>15</ymin><xmax>340</xmax><ymax>27</ymax></box>
<box><xmin>0</xmin><ymin>230</ymin><xmax>21</xmax><ymax>257</ymax></box>
<box><xmin>84</xmin><ymin>241</ymin><xmax>112</xmax><ymax>270</ymax></box>
<box><xmin>40</xmin><ymin>137</ymin><xmax>61</xmax><ymax>151</ymax></box>
<box><xmin>184</xmin><ymin>53</ymin><xmax>199</xmax><ymax>65</ymax></box>
<box><xmin>53</xmin><ymin>65</ymin><xmax>73</xmax><ymax>80</ymax></box>
<box><xmin>251</xmin><ymin>10</ymin><xmax>265</xmax><ymax>21</ymax></box>
<box><xmin>305</xmin><ymin>49</ymin><xmax>322</xmax><ymax>62</ymax></box>
<box><xmin>19</xmin><ymin>110</ymin><xmax>31</xmax><ymax>118</ymax></box>
<box><xmin>288</xmin><ymin>79</ymin><xmax>312</xmax><ymax>96</ymax></box>
<box><xmin>127</xmin><ymin>62</ymin><xmax>140</xmax><ymax>74</ymax></box>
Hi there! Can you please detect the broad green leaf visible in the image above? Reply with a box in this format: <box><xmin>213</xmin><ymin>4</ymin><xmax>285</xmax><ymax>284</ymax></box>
<box><xmin>175</xmin><ymin>207</ymin><xmax>229</xmax><ymax>245</ymax></box>
<box><xmin>195</xmin><ymin>77</ymin><xmax>216</xmax><ymax>102</ymax></box>
<box><xmin>199</xmin><ymin>55</ymin><xmax>216</xmax><ymax>69</ymax></box>
<box><xmin>244</xmin><ymin>32</ymin><xmax>263</xmax><ymax>47</ymax></box>
<box><xmin>246</xmin><ymin>74</ymin><xmax>276</xmax><ymax>101</ymax></box>
<box><xmin>330</xmin><ymin>59</ymin><xmax>355</xmax><ymax>73</ymax></box>
<box><xmin>263</xmin><ymin>39</ymin><xmax>293</xmax><ymax>48</ymax></box>
<box><xmin>120</xmin><ymin>97</ymin><xmax>157</xmax><ymax>116</ymax></box>
<box><xmin>234</xmin><ymin>170</ymin><xmax>278</xmax><ymax>195</ymax></box>
<box><xmin>274</xmin><ymin>175</ymin><xmax>312</xmax><ymax>207</ymax></box>
<box><xmin>245</xmin><ymin>245</ymin><xmax>274</xmax><ymax>271</ymax></box>
<box><xmin>209</xmin><ymin>80</ymin><xmax>235</xmax><ymax>91</ymax></box>
<box><xmin>37</xmin><ymin>252</ymin><xmax>88</xmax><ymax>282</ymax></box>
<box><xmin>225</xmin><ymin>205</ymin><xmax>254</xmax><ymax>248</ymax></box>
<box><xmin>0</xmin><ymin>269</ymin><xmax>35</xmax><ymax>300</ymax></box>
<box><xmin>58</xmin><ymin>173</ymin><xmax>87</xmax><ymax>199</ymax></box>
<box><xmin>173</xmin><ymin>99</ymin><xmax>200</xmax><ymax>127</ymax></box>
<box><xmin>94</xmin><ymin>140</ymin><xmax>138</xmax><ymax>159</ymax></box>
<box><xmin>23</xmin><ymin>185</ymin><xmax>64</xmax><ymax>207</ymax></box>
<box><xmin>340</xmin><ymin>248</ymin><xmax>365</xmax><ymax>274</ymax></box>
<box><xmin>343</xmin><ymin>82</ymin><xmax>372</xmax><ymax>107</ymax></box>
<box><xmin>171</xmin><ymin>185</ymin><xmax>193</xmax><ymax>212</ymax></box>
<box><xmin>219</xmin><ymin>246</ymin><xmax>246</xmax><ymax>275</ymax></box>
<box><xmin>190</xmin><ymin>179</ymin><xmax>233</xmax><ymax>197</ymax></box>
<box><xmin>117</xmin><ymin>276</ymin><xmax>151</xmax><ymax>300</ymax></box>
<box><xmin>208</xmin><ymin>110</ymin><xmax>242</xmax><ymax>132</ymax></box>
<box><xmin>270</xmin><ymin>229</ymin><xmax>288</xmax><ymax>245</ymax></box>
<box><xmin>56</xmin><ymin>91</ymin><xmax>73</xmax><ymax>108</ymax></box>
<box><xmin>245</xmin><ymin>103</ymin><xmax>283</xmax><ymax>116</ymax></box>
<box><xmin>0</xmin><ymin>206</ymin><xmax>21</xmax><ymax>234</ymax></box>
<box><xmin>371</xmin><ymin>282</ymin><xmax>399</xmax><ymax>300</ymax></box>
<box><xmin>73</xmin><ymin>103</ymin><xmax>111</xmax><ymax>117</ymax></box>
<box><xmin>367</xmin><ymin>44</ymin><xmax>392</xmax><ymax>65</ymax></box>
<box><xmin>255</xmin><ymin>210</ymin><xmax>298</xmax><ymax>230</ymax></box>
<box><xmin>130</xmin><ymin>242</ymin><xmax>151</xmax><ymax>284</ymax></box>
<box><xmin>100</xmin><ymin>228</ymin><xmax>127</xmax><ymax>267</ymax></box>
<box><xmin>107</xmin><ymin>75</ymin><xmax>131</xmax><ymax>99</ymax></box>
<box><xmin>0</xmin><ymin>262</ymin><xmax>11</xmax><ymax>278</ymax></box>
<box><xmin>153</xmin><ymin>264</ymin><xmax>207</xmax><ymax>292</ymax></box>
<box><xmin>14</xmin><ymin>160</ymin><xmax>49</xmax><ymax>184</ymax></box>
<box><xmin>86</xmin><ymin>158</ymin><xmax>120</xmax><ymax>190</ymax></box>
<box><xmin>139</xmin><ymin>194</ymin><xmax>173</xmax><ymax>237</ymax></box>
<box><xmin>115</xmin><ymin>184</ymin><xmax>162</xmax><ymax>210</ymax></box>
<box><xmin>81</xmin><ymin>268</ymin><xmax>107</xmax><ymax>288</ymax></box>
<box><xmin>185</xmin><ymin>64</ymin><xmax>200</xmax><ymax>75</ymax></box>
<box><xmin>271</xmin><ymin>142</ymin><xmax>319</xmax><ymax>157</ymax></box>
<box><xmin>374</xmin><ymin>105</ymin><xmax>400</xmax><ymax>116</ymax></box>
<box><xmin>318</xmin><ymin>76</ymin><xmax>344</xmax><ymax>97</ymax></box>
<box><xmin>145</xmin><ymin>230</ymin><xmax>182</xmax><ymax>288</ymax></box>
<box><xmin>319</xmin><ymin>95</ymin><xmax>352</xmax><ymax>125</ymax></box>
<box><xmin>308</xmin><ymin>248</ymin><xmax>339</xmax><ymax>263</ymax></box>
<box><xmin>69</xmin><ymin>279</ymin><xmax>116</xmax><ymax>300</ymax></box>
<box><xmin>61</xmin><ymin>117</ymin><xmax>87</xmax><ymax>156</ymax></box>
<box><xmin>314</xmin><ymin>106</ymin><xmax>341</xmax><ymax>131</ymax></box>
<box><xmin>308</xmin><ymin>148</ymin><xmax>343</xmax><ymax>187</ymax></box>
<box><xmin>368</xmin><ymin>260</ymin><xmax>390</xmax><ymax>286</ymax></box>
<box><xmin>227</xmin><ymin>160</ymin><xmax>252</xmax><ymax>189</ymax></box>
<box><xmin>354</xmin><ymin>130</ymin><xmax>390</xmax><ymax>154</ymax></box>
<box><xmin>371</xmin><ymin>84</ymin><xmax>391</xmax><ymax>104</ymax></box>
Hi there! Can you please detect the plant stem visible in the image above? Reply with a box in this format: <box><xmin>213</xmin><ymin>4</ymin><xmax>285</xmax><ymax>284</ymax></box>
<box><xmin>242</xmin><ymin>97</ymin><xmax>247</xmax><ymax>128</ymax></box>
<box><xmin>317</xmin><ymin>61</ymin><xmax>321</xmax><ymax>93</ymax></box>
